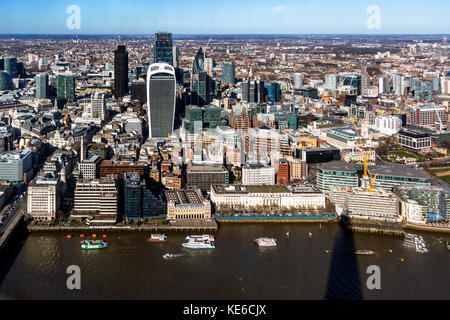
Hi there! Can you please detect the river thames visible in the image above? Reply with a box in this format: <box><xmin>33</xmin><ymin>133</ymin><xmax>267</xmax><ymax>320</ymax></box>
<box><xmin>0</xmin><ymin>223</ymin><xmax>449</xmax><ymax>299</ymax></box>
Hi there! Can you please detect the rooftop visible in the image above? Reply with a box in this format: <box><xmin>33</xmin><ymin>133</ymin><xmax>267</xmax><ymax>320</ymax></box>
<box><xmin>318</xmin><ymin>160</ymin><xmax>357</xmax><ymax>173</ymax></box>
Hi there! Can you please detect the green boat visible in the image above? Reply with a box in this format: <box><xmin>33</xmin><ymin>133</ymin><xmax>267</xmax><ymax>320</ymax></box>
<box><xmin>81</xmin><ymin>239</ymin><xmax>108</xmax><ymax>250</ymax></box>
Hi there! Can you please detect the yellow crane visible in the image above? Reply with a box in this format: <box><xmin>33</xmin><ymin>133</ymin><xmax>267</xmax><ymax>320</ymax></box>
<box><xmin>351</xmin><ymin>118</ymin><xmax>378</xmax><ymax>192</ymax></box>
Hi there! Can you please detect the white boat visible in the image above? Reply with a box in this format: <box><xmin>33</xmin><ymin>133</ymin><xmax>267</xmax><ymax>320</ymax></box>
<box><xmin>182</xmin><ymin>238</ymin><xmax>215</xmax><ymax>249</ymax></box>
<box><xmin>149</xmin><ymin>234</ymin><xmax>167</xmax><ymax>242</ymax></box>
<box><xmin>185</xmin><ymin>234</ymin><xmax>214</xmax><ymax>242</ymax></box>
<box><xmin>163</xmin><ymin>253</ymin><xmax>175</xmax><ymax>259</ymax></box>
<box><xmin>255</xmin><ymin>237</ymin><xmax>277</xmax><ymax>247</ymax></box>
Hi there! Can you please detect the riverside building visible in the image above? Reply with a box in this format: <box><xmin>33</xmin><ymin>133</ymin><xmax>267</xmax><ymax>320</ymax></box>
<box><xmin>210</xmin><ymin>185</ymin><xmax>326</xmax><ymax>212</ymax></box>
<box><xmin>165</xmin><ymin>188</ymin><xmax>211</xmax><ymax>220</ymax></box>
<box><xmin>72</xmin><ymin>178</ymin><xmax>118</xmax><ymax>225</ymax></box>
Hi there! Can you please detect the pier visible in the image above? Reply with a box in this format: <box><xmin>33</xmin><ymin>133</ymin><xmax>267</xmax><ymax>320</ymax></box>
<box><xmin>214</xmin><ymin>213</ymin><xmax>337</xmax><ymax>223</ymax></box>
<box><xmin>27</xmin><ymin>219</ymin><xmax>218</xmax><ymax>233</ymax></box>
<box><xmin>340</xmin><ymin>216</ymin><xmax>405</xmax><ymax>237</ymax></box>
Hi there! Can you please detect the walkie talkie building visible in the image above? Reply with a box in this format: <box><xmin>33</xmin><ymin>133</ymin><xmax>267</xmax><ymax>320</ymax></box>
<box><xmin>147</xmin><ymin>63</ymin><xmax>176</xmax><ymax>139</ymax></box>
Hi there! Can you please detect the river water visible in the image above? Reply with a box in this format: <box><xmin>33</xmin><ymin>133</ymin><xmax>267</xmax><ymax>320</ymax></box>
<box><xmin>0</xmin><ymin>223</ymin><xmax>449</xmax><ymax>299</ymax></box>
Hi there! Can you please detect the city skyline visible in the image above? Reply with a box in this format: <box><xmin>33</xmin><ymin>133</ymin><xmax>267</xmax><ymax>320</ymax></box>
<box><xmin>1</xmin><ymin>0</ymin><xmax>449</xmax><ymax>35</ymax></box>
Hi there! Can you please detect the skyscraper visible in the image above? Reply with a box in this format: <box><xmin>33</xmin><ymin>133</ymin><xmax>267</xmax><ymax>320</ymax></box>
<box><xmin>57</xmin><ymin>73</ymin><xmax>75</xmax><ymax>102</ymax></box>
<box><xmin>294</xmin><ymin>73</ymin><xmax>303</xmax><ymax>89</ymax></box>
<box><xmin>150</xmin><ymin>32</ymin><xmax>174</xmax><ymax>65</ymax></box>
<box><xmin>242</xmin><ymin>79</ymin><xmax>265</xmax><ymax>103</ymax></box>
<box><xmin>3</xmin><ymin>57</ymin><xmax>17</xmax><ymax>76</ymax></box>
<box><xmin>114</xmin><ymin>45</ymin><xmax>129</xmax><ymax>98</ymax></box>
<box><xmin>147</xmin><ymin>63</ymin><xmax>176</xmax><ymax>139</ymax></box>
<box><xmin>191</xmin><ymin>47</ymin><xmax>211</xmax><ymax>106</ymax></box>
<box><xmin>325</xmin><ymin>74</ymin><xmax>339</xmax><ymax>90</ymax></box>
<box><xmin>264</xmin><ymin>81</ymin><xmax>281</xmax><ymax>102</ymax></box>
<box><xmin>222</xmin><ymin>62</ymin><xmax>235</xmax><ymax>85</ymax></box>
<box><xmin>36</xmin><ymin>72</ymin><xmax>49</xmax><ymax>99</ymax></box>
<box><xmin>341</xmin><ymin>73</ymin><xmax>362</xmax><ymax>95</ymax></box>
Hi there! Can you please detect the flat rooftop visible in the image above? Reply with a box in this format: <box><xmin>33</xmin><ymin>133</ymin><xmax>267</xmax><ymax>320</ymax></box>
<box><xmin>318</xmin><ymin>160</ymin><xmax>357</xmax><ymax>173</ymax></box>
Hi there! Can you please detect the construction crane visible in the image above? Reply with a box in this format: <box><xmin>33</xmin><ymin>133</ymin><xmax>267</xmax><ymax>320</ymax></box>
<box><xmin>351</xmin><ymin>118</ymin><xmax>378</xmax><ymax>192</ymax></box>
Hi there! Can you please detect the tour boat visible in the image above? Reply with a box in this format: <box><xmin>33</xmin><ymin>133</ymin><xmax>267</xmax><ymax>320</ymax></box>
<box><xmin>182</xmin><ymin>238</ymin><xmax>215</xmax><ymax>249</ymax></box>
<box><xmin>185</xmin><ymin>234</ymin><xmax>214</xmax><ymax>242</ymax></box>
<box><xmin>149</xmin><ymin>234</ymin><xmax>168</xmax><ymax>242</ymax></box>
<box><xmin>353</xmin><ymin>250</ymin><xmax>374</xmax><ymax>255</ymax></box>
<box><xmin>81</xmin><ymin>239</ymin><xmax>108</xmax><ymax>250</ymax></box>
<box><xmin>255</xmin><ymin>237</ymin><xmax>277</xmax><ymax>247</ymax></box>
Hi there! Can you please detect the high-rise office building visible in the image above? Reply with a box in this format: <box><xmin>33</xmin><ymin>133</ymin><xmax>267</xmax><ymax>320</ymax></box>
<box><xmin>57</xmin><ymin>73</ymin><xmax>75</xmax><ymax>102</ymax></box>
<box><xmin>124</xmin><ymin>171</ymin><xmax>143</xmax><ymax>221</ymax></box>
<box><xmin>3</xmin><ymin>57</ymin><xmax>17</xmax><ymax>76</ymax></box>
<box><xmin>242</xmin><ymin>79</ymin><xmax>265</xmax><ymax>103</ymax></box>
<box><xmin>36</xmin><ymin>72</ymin><xmax>49</xmax><ymax>99</ymax></box>
<box><xmin>325</xmin><ymin>74</ymin><xmax>339</xmax><ymax>90</ymax></box>
<box><xmin>90</xmin><ymin>92</ymin><xmax>106</xmax><ymax>120</ymax></box>
<box><xmin>0</xmin><ymin>71</ymin><xmax>14</xmax><ymax>91</ymax></box>
<box><xmin>147</xmin><ymin>63</ymin><xmax>176</xmax><ymax>139</ymax></box>
<box><xmin>222</xmin><ymin>62</ymin><xmax>235</xmax><ymax>85</ymax></box>
<box><xmin>264</xmin><ymin>81</ymin><xmax>281</xmax><ymax>102</ymax></box>
<box><xmin>294</xmin><ymin>73</ymin><xmax>303</xmax><ymax>89</ymax></box>
<box><xmin>191</xmin><ymin>47</ymin><xmax>211</xmax><ymax>106</ymax></box>
<box><xmin>341</xmin><ymin>73</ymin><xmax>362</xmax><ymax>95</ymax></box>
<box><xmin>378</xmin><ymin>76</ymin><xmax>389</xmax><ymax>94</ymax></box>
<box><xmin>393</xmin><ymin>73</ymin><xmax>406</xmax><ymax>96</ymax></box>
<box><xmin>114</xmin><ymin>45</ymin><xmax>129</xmax><ymax>98</ymax></box>
<box><xmin>150</xmin><ymin>32</ymin><xmax>174</xmax><ymax>65</ymax></box>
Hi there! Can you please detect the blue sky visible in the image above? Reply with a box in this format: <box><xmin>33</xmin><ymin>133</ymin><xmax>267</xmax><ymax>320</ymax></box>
<box><xmin>0</xmin><ymin>0</ymin><xmax>449</xmax><ymax>34</ymax></box>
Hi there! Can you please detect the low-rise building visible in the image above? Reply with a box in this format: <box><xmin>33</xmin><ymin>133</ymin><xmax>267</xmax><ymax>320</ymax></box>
<box><xmin>27</xmin><ymin>178</ymin><xmax>60</xmax><ymax>222</ymax></box>
<box><xmin>317</xmin><ymin>161</ymin><xmax>359</xmax><ymax>192</ymax></box>
<box><xmin>242</xmin><ymin>163</ymin><xmax>275</xmax><ymax>185</ymax></box>
<box><xmin>397</xmin><ymin>128</ymin><xmax>431</xmax><ymax>151</ymax></box>
<box><xmin>211</xmin><ymin>184</ymin><xmax>326</xmax><ymax>213</ymax></box>
<box><xmin>166</xmin><ymin>188</ymin><xmax>211</xmax><ymax>220</ymax></box>
<box><xmin>72</xmin><ymin>178</ymin><xmax>118</xmax><ymax>224</ymax></box>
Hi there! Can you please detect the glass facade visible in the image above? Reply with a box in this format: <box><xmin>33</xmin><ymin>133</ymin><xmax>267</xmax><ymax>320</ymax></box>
<box><xmin>221</xmin><ymin>62</ymin><xmax>235</xmax><ymax>85</ymax></box>
<box><xmin>57</xmin><ymin>73</ymin><xmax>75</xmax><ymax>102</ymax></box>
<box><xmin>36</xmin><ymin>72</ymin><xmax>49</xmax><ymax>99</ymax></box>
<box><xmin>0</xmin><ymin>71</ymin><xmax>14</xmax><ymax>91</ymax></box>
<box><xmin>147</xmin><ymin>63</ymin><xmax>176</xmax><ymax>138</ymax></box>
<box><xmin>154</xmin><ymin>32</ymin><xmax>174</xmax><ymax>65</ymax></box>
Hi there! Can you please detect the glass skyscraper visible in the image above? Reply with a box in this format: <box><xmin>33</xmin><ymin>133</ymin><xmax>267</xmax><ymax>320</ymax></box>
<box><xmin>151</xmin><ymin>32</ymin><xmax>174</xmax><ymax>65</ymax></box>
<box><xmin>3</xmin><ymin>57</ymin><xmax>17</xmax><ymax>76</ymax></box>
<box><xmin>191</xmin><ymin>47</ymin><xmax>211</xmax><ymax>106</ymax></box>
<box><xmin>147</xmin><ymin>63</ymin><xmax>176</xmax><ymax>139</ymax></box>
<box><xmin>114</xmin><ymin>45</ymin><xmax>129</xmax><ymax>98</ymax></box>
<box><xmin>342</xmin><ymin>73</ymin><xmax>362</xmax><ymax>95</ymax></box>
<box><xmin>264</xmin><ymin>82</ymin><xmax>281</xmax><ymax>102</ymax></box>
<box><xmin>36</xmin><ymin>72</ymin><xmax>49</xmax><ymax>99</ymax></box>
<box><xmin>124</xmin><ymin>171</ymin><xmax>142</xmax><ymax>221</ymax></box>
<box><xmin>222</xmin><ymin>62</ymin><xmax>235</xmax><ymax>85</ymax></box>
<box><xmin>0</xmin><ymin>71</ymin><xmax>14</xmax><ymax>91</ymax></box>
<box><xmin>57</xmin><ymin>73</ymin><xmax>75</xmax><ymax>102</ymax></box>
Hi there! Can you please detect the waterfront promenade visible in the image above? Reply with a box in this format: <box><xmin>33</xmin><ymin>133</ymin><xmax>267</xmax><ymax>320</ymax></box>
<box><xmin>28</xmin><ymin>219</ymin><xmax>219</xmax><ymax>233</ymax></box>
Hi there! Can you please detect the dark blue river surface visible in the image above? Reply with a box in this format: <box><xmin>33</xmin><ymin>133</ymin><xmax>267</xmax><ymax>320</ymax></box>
<box><xmin>0</xmin><ymin>223</ymin><xmax>449</xmax><ymax>299</ymax></box>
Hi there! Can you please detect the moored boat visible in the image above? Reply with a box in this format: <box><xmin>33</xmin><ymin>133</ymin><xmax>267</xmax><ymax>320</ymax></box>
<box><xmin>255</xmin><ymin>237</ymin><xmax>277</xmax><ymax>247</ymax></box>
<box><xmin>182</xmin><ymin>238</ymin><xmax>215</xmax><ymax>249</ymax></box>
<box><xmin>149</xmin><ymin>234</ymin><xmax>168</xmax><ymax>242</ymax></box>
<box><xmin>81</xmin><ymin>239</ymin><xmax>108</xmax><ymax>250</ymax></box>
<box><xmin>185</xmin><ymin>234</ymin><xmax>214</xmax><ymax>242</ymax></box>
<box><xmin>354</xmin><ymin>250</ymin><xmax>374</xmax><ymax>255</ymax></box>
